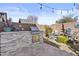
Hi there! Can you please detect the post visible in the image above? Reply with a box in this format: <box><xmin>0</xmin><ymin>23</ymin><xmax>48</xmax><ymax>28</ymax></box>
<box><xmin>62</xmin><ymin>23</ymin><xmax>65</xmax><ymax>34</ymax></box>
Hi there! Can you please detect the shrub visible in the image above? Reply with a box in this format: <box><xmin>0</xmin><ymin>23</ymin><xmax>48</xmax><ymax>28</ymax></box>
<box><xmin>56</xmin><ymin>35</ymin><xmax>68</xmax><ymax>44</ymax></box>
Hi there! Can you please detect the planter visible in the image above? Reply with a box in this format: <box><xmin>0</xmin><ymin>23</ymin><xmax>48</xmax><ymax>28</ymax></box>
<box><xmin>3</xmin><ymin>27</ymin><xmax>12</xmax><ymax>32</ymax></box>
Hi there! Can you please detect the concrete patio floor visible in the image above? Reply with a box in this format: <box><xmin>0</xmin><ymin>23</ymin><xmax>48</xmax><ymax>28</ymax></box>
<box><xmin>12</xmin><ymin>43</ymin><xmax>75</xmax><ymax>56</ymax></box>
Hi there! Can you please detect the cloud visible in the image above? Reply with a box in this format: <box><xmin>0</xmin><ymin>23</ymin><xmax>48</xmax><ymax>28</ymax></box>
<box><xmin>38</xmin><ymin>15</ymin><xmax>61</xmax><ymax>25</ymax></box>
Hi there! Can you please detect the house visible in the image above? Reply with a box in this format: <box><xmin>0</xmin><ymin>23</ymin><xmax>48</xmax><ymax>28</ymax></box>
<box><xmin>50</xmin><ymin>22</ymin><xmax>79</xmax><ymax>33</ymax></box>
<box><xmin>19</xmin><ymin>15</ymin><xmax>38</xmax><ymax>24</ymax></box>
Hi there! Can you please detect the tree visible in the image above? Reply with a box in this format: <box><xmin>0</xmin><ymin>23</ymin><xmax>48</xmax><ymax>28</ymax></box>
<box><xmin>56</xmin><ymin>15</ymin><xmax>78</xmax><ymax>23</ymax></box>
<box><xmin>44</xmin><ymin>25</ymin><xmax>52</xmax><ymax>37</ymax></box>
<box><xmin>56</xmin><ymin>15</ymin><xmax>78</xmax><ymax>34</ymax></box>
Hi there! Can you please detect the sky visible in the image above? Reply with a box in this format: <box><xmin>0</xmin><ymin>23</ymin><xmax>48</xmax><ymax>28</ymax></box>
<box><xmin>0</xmin><ymin>3</ymin><xmax>79</xmax><ymax>25</ymax></box>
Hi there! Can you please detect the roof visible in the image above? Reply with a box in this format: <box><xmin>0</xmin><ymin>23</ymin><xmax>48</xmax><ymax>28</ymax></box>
<box><xmin>0</xmin><ymin>22</ymin><xmax>39</xmax><ymax>31</ymax></box>
<box><xmin>13</xmin><ymin>22</ymin><xmax>38</xmax><ymax>31</ymax></box>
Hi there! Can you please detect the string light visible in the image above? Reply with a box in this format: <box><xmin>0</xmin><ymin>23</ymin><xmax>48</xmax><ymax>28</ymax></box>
<box><xmin>67</xmin><ymin>10</ymin><xmax>69</xmax><ymax>14</ymax></box>
<box><xmin>52</xmin><ymin>8</ymin><xmax>54</xmax><ymax>13</ymax></box>
<box><xmin>75</xmin><ymin>3</ymin><xmax>79</xmax><ymax>9</ymax></box>
<box><xmin>40</xmin><ymin>4</ymin><xmax>42</xmax><ymax>10</ymax></box>
<box><xmin>38</xmin><ymin>3</ymin><xmax>76</xmax><ymax>14</ymax></box>
<box><xmin>61</xmin><ymin>10</ymin><xmax>62</xmax><ymax>14</ymax></box>
<box><xmin>74</xmin><ymin>3</ymin><xmax>76</xmax><ymax>6</ymax></box>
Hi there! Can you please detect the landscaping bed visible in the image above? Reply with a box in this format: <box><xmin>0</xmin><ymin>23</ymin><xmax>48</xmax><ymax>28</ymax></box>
<box><xmin>43</xmin><ymin>37</ymin><xmax>60</xmax><ymax>48</ymax></box>
<box><xmin>67</xmin><ymin>41</ymin><xmax>79</xmax><ymax>56</ymax></box>
<box><xmin>56</xmin><ymin>35</ymin><xmax>69</xmax><ymax>44</ymax></box>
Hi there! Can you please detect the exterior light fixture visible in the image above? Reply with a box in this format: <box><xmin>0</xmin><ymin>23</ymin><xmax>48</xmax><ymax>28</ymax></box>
<box><xmin>52</xmin><ymin>8</ymin><xmax>54</xmax><ymax>13</ymax></box>
<box><xmin>40</xmin><ymin>4</ymin><xmax>42</xmax><ymax>10</ymax></box>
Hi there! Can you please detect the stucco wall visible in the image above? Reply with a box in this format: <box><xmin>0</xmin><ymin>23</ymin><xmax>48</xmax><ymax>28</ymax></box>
<box><xmin>51</xmin><ymin>22</ymin><xmax>79</xmax><ymax>33</ymax></box>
